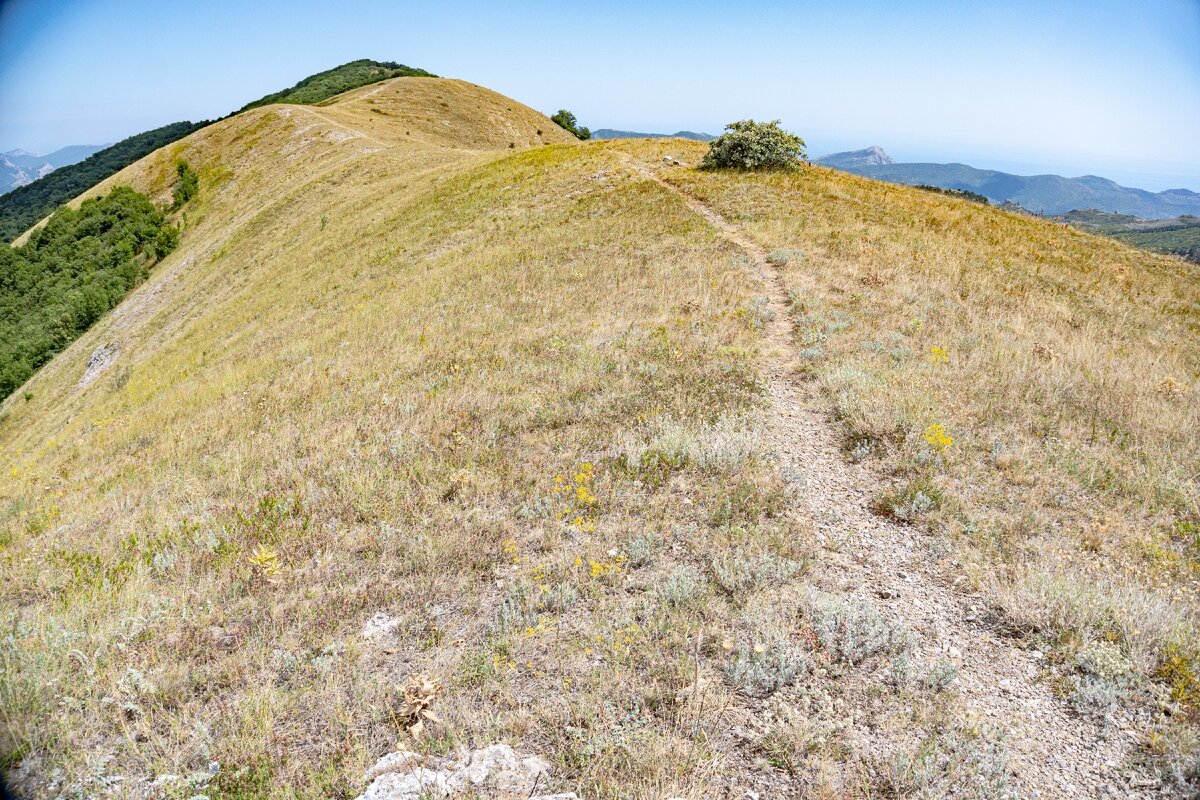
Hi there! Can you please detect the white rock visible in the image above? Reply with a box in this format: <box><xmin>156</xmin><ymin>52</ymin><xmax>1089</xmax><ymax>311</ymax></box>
<box><xmin>359</xmin><ymin>612</ymin><xmax>404</xmax><ymax>641</ymax></box>
<box><xmin>359</xmin><ymin>768</ymin><xmax>454</xmax><ymax>800</ymax></box>
<box><xmin>355</xmin><ymin>744</ymin><xmax>565</xmax><ymax>800</ymax></box>
<box><xmin>363</xmin><ymin>751</ymin><xmax>424</xmax><ymax>783</ymax></box>
<box><xmin>79</xmin><ymin>342</ymin><xmax>120</xmax><ymax>387</ymax></box>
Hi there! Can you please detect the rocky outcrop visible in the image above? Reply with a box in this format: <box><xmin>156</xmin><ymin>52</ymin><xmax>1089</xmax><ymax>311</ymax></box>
<box><xmin>814</xmin><ymin>145</ymin><xmax>895</xmax><ymax>168</ymax></box>
<box><xmin>355</xmin><ymin>744</ymin><xmax>578</xmax><ymax>800</ymax></box>
<box><xmin>79</xmin><ymin>342</ymin><xmax>120</xmax><ymax>387</ymax></box>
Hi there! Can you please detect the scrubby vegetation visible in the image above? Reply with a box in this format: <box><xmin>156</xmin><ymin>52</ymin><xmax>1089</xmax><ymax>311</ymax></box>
<box><xmin>0</xmin><ymin>184</ymin><xmax>187</xmax><ymax>399</ymax></box>
<box><xmin>700</xmin><ymin>119</ymin><xmax>806</xmax><ymax>171</ymax></box>
<box><xmin>1056</xmin><ymin>209</ymin><xmax>1200</xmax><ymax>264</ymax></box>
<box><xmin>550</xmin><ymin>109</ymin><xmax>591</xmax><ymax>140</ymax></box>
<box><xmin>171</xmin><ymin>160</ymin><xmax>199</xmax><ymax>209</ymax></box>
<box><xmin>914</xmin><ymin>184</ymin><xmax>990</xmax><ymax>205</ymax></box>
<box><xmin>0</xmin><ymin>121</ymin><xmax>208</xmax><ymax>243</ymax></box>
<box><xmin>238</xmin><ymin>59</ymin><xmax>434</xmax><ymax>112</ymax></box>
<box><xmin>1123</xmin><ymin>224</ymin><xmax>1200</xmax><ymax>263</ymax></box>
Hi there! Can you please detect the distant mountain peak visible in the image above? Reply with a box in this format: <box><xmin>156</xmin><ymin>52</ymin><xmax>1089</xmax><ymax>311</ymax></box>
<box><xmin>815</xmin><ymin>146</ymin><xmax>894</xmax><ymax>168</ymax></box>
<box><xmin>0</xmin><ymin>144</ymin><xmax>106</xmax><ymax>197</ymax></box>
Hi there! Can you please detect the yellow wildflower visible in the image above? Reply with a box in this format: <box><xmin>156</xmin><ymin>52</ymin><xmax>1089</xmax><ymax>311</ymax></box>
<box><xmin>924</xmin><ymin>423</ymin><xmax>953</xmax><ymax>452</ymax></box>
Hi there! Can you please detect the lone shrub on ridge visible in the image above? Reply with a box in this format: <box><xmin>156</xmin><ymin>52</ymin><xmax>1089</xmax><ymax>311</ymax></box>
<box><xmin>550</xmin><ymin>109</ymin><xmax>591</xmax><ymax>140</ymax></box>
<box><xmin>701</xmin><ymin>119</ymin><xmax>806</xmax><ymax>171</ymax></box>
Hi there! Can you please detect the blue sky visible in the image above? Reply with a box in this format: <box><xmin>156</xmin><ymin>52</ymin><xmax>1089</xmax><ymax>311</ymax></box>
<box><xmin>1</xmin><ymin>0</ymin><xmax>1198</xmax><ymax>191</ymax></box>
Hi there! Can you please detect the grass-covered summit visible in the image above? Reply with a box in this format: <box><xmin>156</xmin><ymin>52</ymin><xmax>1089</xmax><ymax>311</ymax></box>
<box><xmin>238</xmin><ymin>59</ymin><xmax>435</xmax><ymax>111</ymax></box>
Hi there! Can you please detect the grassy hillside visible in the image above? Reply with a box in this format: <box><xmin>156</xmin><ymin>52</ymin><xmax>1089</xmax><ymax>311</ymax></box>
<box><xmin>1</xmin><ymin>78</ymin><xmax>1198</xmax><ymax>798</ymax></box>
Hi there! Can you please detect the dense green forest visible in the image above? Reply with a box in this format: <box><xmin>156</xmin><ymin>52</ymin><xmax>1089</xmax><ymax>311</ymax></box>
<box><xmin>0</xmin><ymin>182</ymin><xmax>187</xmax><ymax>400</ymax></box>
<box><xmin>238</xmin><ymin>59</ymin><xmax>434</xmax><ymax>111</ymax></box>
<box><xmin>0</xmin><ymin>122</ymin><xmax>208</xmax><ymax>244</ymax></box>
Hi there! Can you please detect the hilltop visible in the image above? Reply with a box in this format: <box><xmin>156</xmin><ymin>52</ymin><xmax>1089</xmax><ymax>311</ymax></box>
<box><xmin>237</xmin><ymin>58</ymin><xmax>435</xmax><ymax>111</ymax></box>
<box><xmin>2</xmin><ymin>75</ymin><xmax>1198</xmax><ymax>799</ymax></box>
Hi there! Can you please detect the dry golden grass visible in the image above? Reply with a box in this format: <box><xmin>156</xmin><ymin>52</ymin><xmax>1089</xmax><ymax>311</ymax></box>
<box><xmin>0</xmin><ymin>82</ymin><xmax>801</xmax><ymax>798</ymax></box>
<box><xmin>3</xmin><ymin>80</ymin><xmax>1199</xmax><ymax>796</ymax></box>
<box><xmin>665</xmin><ymin>153</ymin><xmax>1200</xmax><ymax>712</ymax></box>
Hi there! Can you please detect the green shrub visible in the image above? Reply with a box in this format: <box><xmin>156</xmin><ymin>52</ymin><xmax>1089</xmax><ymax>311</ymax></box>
<box><xmin>700</xmin><ymin>120</ymin><xmax>806</xmax><ymax>171</ymax></box>
<box><xmin>172</xmin><ymin>161</ymin><xmax>199</xmax><ymax>209</ymax></box>
<box><xmin>550</xmin><ymin>109</ymin><xmax>591</xmax><ymax>140</ymax></box>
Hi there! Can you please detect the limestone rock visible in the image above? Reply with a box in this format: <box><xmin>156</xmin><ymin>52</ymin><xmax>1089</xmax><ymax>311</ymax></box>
<box><xmin>360</xmin><ymin>611</ymin><xmax>404</xmax><ymax>642</ymax></box>
<box><xmin>79</xmin><ymin>342</ymin><xmax>119</xmax><ymax>387</ymax></box>
<box><xmin>355</xmin><ymin>744</ymin><xmax>577</xmax><ymax>800</ymax></box>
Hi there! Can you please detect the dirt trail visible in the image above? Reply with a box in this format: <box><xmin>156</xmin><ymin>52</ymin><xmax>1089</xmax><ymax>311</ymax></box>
<box><xmin>628</xmin><ymin>158</ymin><xmax>1150</xmax><ymax>799</ymax></box>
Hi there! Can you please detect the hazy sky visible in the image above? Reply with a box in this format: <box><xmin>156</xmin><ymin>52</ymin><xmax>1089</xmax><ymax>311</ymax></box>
<box><xmin>2</xmin><ymin>0</ymin><xmax>1198</xmax><ymax>191</ymax></box>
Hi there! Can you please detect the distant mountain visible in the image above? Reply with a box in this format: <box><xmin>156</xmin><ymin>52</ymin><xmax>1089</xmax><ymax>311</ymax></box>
<box><xmin>815</xmin><ymin>146</ymin><xmax>894</xmax><ymax>168</ymax></box>
<box><xmin>820</xmin><ymin>154</ymin><xmax>1200</xmax><ymax>219</ymax></box>
<box><xmin>593</xmin><ymin>129</ymin><xmax>715</xmax><ymax>142</ymax></box>
<box><xmin>0</xmin><ymin>145</ymin><xmax>105</xmax><ymax>195</ymax></box>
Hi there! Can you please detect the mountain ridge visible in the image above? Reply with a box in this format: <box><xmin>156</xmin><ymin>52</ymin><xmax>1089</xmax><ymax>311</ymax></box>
<box><xmin>814</xmin><ymin>145</ymin><xmax>894</xmax><ymax>168</ymax></box>
<box><xmin>816</xmin><ymin>149</ymin><xmax>1200</xmax><ymax>219</ymax></box>
<box><xmin>0</xmin><ymin>144</ymin><xmax>105</xmax><ymax>194</ymax></box>
<box><xmin>592</xmin><ymin>128</ymin><xmax>715</xmax><ymax>141</ymax></box>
